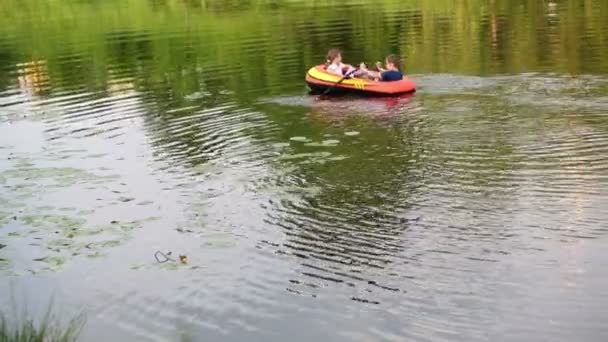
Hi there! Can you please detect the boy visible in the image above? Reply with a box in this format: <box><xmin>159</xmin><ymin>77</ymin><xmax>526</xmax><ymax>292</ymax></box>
<box><xmin>363</xmin><ymin>54</ymin><xmax>404</xmax><ymax>81</ymax></box>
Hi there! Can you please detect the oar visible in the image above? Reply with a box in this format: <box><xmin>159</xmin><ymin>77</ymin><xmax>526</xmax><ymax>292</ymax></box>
<box><xmin>321</xmin><ymin>68</ymin><xmax>359</xmax><ymax>96</ymax></box>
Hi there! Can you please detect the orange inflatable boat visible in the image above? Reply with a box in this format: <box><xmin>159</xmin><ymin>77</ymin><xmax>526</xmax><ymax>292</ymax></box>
<box><xmin>306</xmin><ymin>64</ymin><xmax>416</xmax><ymax>96</ymax></box>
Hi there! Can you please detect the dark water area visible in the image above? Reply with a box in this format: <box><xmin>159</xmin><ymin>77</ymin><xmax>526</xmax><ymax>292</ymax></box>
<box><xmin>1</xmin><ymin>0</ymin><xmax>608</xmax><ymax>341</ymax></box>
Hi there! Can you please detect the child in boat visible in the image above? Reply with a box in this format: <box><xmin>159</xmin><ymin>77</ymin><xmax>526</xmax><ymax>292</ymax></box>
<box><xmin>363</xmin><ymin>54</ymin><xmax>404</xmax><ymax>82</ymax></box>
<box><xmin>325</xmin><ymin>48</ymin><xmax>366</xmax><ymax>77</ymax></box>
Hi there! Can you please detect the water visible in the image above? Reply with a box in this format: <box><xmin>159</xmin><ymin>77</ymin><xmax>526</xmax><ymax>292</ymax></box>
<box><xmin>1</xmin><ymin>0</ymin><xmax>608</xmax><ymax>341</ymax></box>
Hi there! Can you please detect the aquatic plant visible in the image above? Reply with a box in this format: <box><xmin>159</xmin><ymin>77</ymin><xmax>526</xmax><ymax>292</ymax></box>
<box><xmin>0</xmin><ymin>302</ymin><xmax>85</xmax><ymax>342</ymax></box>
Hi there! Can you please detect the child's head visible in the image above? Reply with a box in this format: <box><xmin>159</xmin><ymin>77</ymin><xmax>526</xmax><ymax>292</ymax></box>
<box><xmin>385</xmin><ymin>54</ymin><xmax>400</xmax><ymax>69</ymax></box>
<box><xmin>326</xmin><ymin>48</ymin><xmax>342</xmax><ymax>65</ymax></box>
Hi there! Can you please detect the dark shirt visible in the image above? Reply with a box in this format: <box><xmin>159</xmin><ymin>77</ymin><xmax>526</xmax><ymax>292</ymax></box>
<box><xmin>381</xmin><ymin>70</ymin><xmax>403</xmax><ymax>82</ymax></box>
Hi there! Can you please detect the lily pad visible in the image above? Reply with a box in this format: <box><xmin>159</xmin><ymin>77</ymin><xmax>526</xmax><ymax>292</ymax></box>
<box><xmin>0</xmin><ymin>213</ymin><xmax>10</xmax><ymax>226</ymax></box>
<box><xmin>100</xmin><ymin>240</ymin><xmax>121</xmax><ymax>248</ymax></box>
<box><xmin>322</xmin><ymin>139</ymin><xmax>340</xmax><ymax>145</ymax></box>
<box><xmin>44</xmin><ymin>256</ymin><xmax>66</xmax><ymax>271</ymax></box>
<box><xmin>117</xmin><ymin>197</ymin><xmax>135</xmax><ymax>203</ymax></box>
<box><xmin>280</xmin><ymin>152</ymin><xmax>332</xmax><ymax>160</ymax></box>
<box><xmin>327</xmin><ymin>155</ymin><xmax>349</xmax><ymax>161</ymax></box>
<box><xmin>289</xmin><ymin>136</ymin><xmax>310</xmax><ymax>142</ymax></box>
<box><xmin>305</xmin><ymin>140</ymin><xmax>340</xmax><ymax>147</ymax></box>
<box><xmin>86</xmin><ymin>251</ymin><xmax>106</xmax><ymax>259</ymax></box>
<box><xmin>272</xmin><ymin>142</ymin><xmax>291</xmax><ymax>148</ymax></box>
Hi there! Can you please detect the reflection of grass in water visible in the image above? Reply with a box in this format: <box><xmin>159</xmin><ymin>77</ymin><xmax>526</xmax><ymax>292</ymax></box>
<box><xmin>0</xmin><ymin>301</ymin><xmax>85</xmax><ymax>342</ymax></box>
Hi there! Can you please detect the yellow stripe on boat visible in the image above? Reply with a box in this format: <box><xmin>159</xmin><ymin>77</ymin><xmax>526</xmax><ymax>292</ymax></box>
<box><xmin>308</xmin><ymin>67</ymin><xmax>370</xmax><ymax>88</ymax></box>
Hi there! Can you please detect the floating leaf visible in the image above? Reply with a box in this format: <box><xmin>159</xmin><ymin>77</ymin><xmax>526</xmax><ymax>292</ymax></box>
<box><xmin>100</xmin><ymin>240</ymin><xmax>121</xmax><ymax>248</ymax></box>
<box><xmin>327</xmin><ymin>155</ymin><xmax>349</xmax><ymax>161</ymax></box>
<box><xmin>117</xmin><ymin>197</ymin><xmax>135</xmax><ymax>203</ymax></box>
<box><xmin>140</xmin><ymin>216</ymin><xmax>161</xmax><ymax>223</ymax></box>
<box><xmin>344</xmin><ymin>131</ymin><xmax>360</xmax><ymax>136</ymax></box>
<box><xmin>289</xmin><ymin>136</ymin><xmax>310</xmax><ymax>142</ymax></box>
<box><xmin>280</xmin><ymin>152</ymin><xmax>332</xmax><ymax>160</ymax></box>
<box><xmin>272</xmin><ymin>142</ymin><xmax>291</xmax><ymax>148</ymax></box>
<box><xmin>0</xmin><ymin>212</ymin><xmax>10</xmax><ymax>226</ymax></box>
<box><xmin>86</xmin><ymin>251</ymin><xmax>105</xmax><ymax>259</ymax></box>
<box><xmin>160</xmin><ymin>262</ymin><xmax>180</xmax><ymax>270</ymax></box>
<box><xmin>304</xmin><ymin>140</ymin><xmax>339</xmax><ymax>147</ymax></box>
<box><xmin>322</xmin><ymin>139</ymin><xmax>340</xmax><ymax>145</ymax></box>
<box><xmin>44</xmin><ymin>256</ymin><xmax>66</xmax><ymax>271</ymax></box>
<box><xmin>303</xmin><ymin>142</ymin><xmax>324</xmax><ymax>147</ymax></box>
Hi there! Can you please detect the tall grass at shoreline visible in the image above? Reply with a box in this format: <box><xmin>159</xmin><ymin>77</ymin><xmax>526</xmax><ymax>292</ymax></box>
<box><xmin>0</xmin><ymin>301</ymin><xmax>85</xmax><ymax>342</ymax></box>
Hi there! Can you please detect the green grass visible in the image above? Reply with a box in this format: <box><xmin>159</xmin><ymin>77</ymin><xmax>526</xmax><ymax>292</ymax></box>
<box><xmin>0</xmin><ymin>302</ymin><xmax>85</xmax><ymax>342</ymax></box>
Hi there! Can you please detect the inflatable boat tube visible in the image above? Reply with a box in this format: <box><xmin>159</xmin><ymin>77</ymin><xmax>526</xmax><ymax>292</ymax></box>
<box><xmin>306</xmin><ymin>65</ymin><xmax>416</xmax><ymax>96</ymax></box>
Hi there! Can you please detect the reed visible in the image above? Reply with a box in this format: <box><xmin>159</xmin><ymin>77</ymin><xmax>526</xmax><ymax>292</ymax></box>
<box><xmin>0</xmin><ymin>301</ymin><xmax>85</xmax><ymax>342</ymax></box>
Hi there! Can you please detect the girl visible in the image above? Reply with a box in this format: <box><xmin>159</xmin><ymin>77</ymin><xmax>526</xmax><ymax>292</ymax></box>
<box><xmin>325</xmin><ymin>48</ymin><xmax>366</xmax><ymax>77</ymax></box>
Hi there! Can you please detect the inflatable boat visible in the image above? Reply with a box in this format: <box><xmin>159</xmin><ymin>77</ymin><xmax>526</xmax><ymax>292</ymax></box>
<box><xmin>306</xmin><ymin>65</ymin><xmax>416</xmax><ymax>96</ymax></box>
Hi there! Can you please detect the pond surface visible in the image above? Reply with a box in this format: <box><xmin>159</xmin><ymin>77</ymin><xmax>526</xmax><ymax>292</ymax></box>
<box><xmin>1</xmin><ymin>0</ymin><xmax>608</xmax><ymax>341</ymax></box>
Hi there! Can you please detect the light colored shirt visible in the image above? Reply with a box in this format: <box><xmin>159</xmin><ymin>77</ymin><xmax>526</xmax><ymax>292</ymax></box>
<box><xmin>326</xmin><ymin>63</ymin><xmax>355</xmax><ymax>77</ymax></box>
